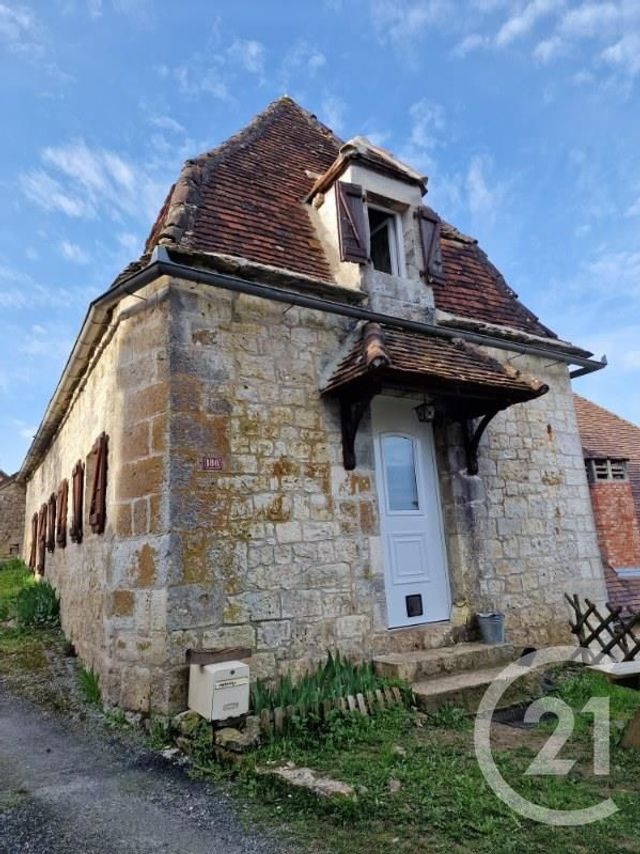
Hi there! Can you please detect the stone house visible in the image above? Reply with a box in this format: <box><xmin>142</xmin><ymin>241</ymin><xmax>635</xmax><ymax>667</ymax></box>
<box><xmin>0</xmin><ymin>472</ymin><xmax>26</xmax><ymax>560</ymax></box>
<box><xmin>19</xmin><ymin>97</ymin><xmax>608</xmax><ymax>713</ymax></box>
<box><xmin>574</xmin><ymin>394</ymin><xmax>640</xmax><ymax>612</ymax></box>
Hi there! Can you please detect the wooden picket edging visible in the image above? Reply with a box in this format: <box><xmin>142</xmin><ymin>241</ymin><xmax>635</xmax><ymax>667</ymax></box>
<box><xmin>565</xmin><ymin>593</ymin><xmax>640</xmax><ymax>662</ymax></box>
<box><xmin>257</xmin><ymin>685</ymin><xmax>405</xmax><ymax>736</ymax></box>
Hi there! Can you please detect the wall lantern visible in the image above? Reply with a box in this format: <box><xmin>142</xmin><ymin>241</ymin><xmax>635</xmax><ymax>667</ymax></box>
<box><xmin>414</xmin><ymin>401</ymin><xmax>435</xmax><ymax>423</ymax></box>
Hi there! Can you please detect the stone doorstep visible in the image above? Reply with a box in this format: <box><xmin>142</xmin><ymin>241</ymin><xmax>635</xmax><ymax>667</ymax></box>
<box><xmin>373</xmin><ymin>642</ymin><xmax>516</xmax><ymax>683</ymax></box>
<box><xmin>412</xmin><ymin>665</ymin><xmax>540</xmax><ymax>714</ymax></box>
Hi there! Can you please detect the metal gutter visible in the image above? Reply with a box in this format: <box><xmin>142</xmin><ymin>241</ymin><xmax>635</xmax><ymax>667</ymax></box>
<box><xmin>18</xmin><ymin>245</ymin><xmax>606</xmax><ymax>480</ymax></box>
<box><xmin>146</xmin><ymin>248</ymin><xmax>606</xmax><ymax>376</ymax></box>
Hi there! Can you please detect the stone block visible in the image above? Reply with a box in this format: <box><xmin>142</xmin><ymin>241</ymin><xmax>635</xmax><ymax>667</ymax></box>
<box><xmin>281</xmin><ymin>590</ymin><xmax>322</xmax><ymax>618</ymax></box>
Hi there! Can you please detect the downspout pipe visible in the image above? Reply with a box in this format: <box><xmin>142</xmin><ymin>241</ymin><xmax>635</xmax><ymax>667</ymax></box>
<box><xmin>18</xmin><ymin>245</ymin><xmax>606</xmax><ymax>480</ymax></box>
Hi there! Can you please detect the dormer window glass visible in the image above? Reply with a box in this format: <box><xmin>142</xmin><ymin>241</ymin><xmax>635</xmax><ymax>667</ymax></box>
<box><xmin>368</xmin><ymin>206</ymin><xmax>401</xmax><ymax>276</ymax></box>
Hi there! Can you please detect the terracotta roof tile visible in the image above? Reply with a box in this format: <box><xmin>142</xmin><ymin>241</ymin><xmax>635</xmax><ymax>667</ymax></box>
<box><xmin>144</xmin><ymin>96</ymin><xmax>557</xmax><ymax>340</ymax></box>
<box><xmin>145</xmin><ymin>97</ymin><xmax>340</xmax><ymax>282</ymax></box>
<box><xmin>573</xmin><ymin>394</ymin><xmax>640</xmax><ymax>520</ymax></box>
<box><xmin>322</xmin><ymin>322</ymin><xmax>548</xmax><ymax>408</ymax></box>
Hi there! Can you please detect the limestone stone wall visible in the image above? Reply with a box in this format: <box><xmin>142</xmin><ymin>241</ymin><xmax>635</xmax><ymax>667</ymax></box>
<box><xmin>0</xmin><ymin>476</ymin><xmax>26</xmax><ymax>559</ymax></box>
<box><xmin>162</xmin><ymin>278</ymin><xmax>606</xmax><ymax>708</ymax></box>
<box><xmin>21</xmin><ymin>270</ymin><xmax>607</xmax><ymax>714</ymax></box>
<box><xmin>435</xmin><ymin>353</ymin><xmax>607</xmax><ymax>647</ymax></box>
<box><xmin>23</xmin><ymin>281</ymin><xmax>172</xmax><ymax>712</ymax></box>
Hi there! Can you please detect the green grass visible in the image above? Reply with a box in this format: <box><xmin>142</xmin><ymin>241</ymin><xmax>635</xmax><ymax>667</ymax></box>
<box><xmin>0</xmin><ymin>558</ymin><xmax>34</xmax><ymax>620</ymax></box>
<box><xmin>0</xmin><ymin>560</ymin><xmax>69</xmax><ymax>711</ymax></box>
<box><xmin>77</xmin><ymin>666</ymin><xmax>101</xmax><ymax>706</ymax></box>
<box><xmin>195</xmin><ymin>669</ymin><xmax>640</xmax><ymax>854</ymax></box>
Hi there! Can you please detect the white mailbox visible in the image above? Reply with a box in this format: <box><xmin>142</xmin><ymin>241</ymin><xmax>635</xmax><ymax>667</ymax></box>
<box><xmin>188</xmin><ymin>660</ymin><xmax>250</xmax><ymax>722</ymax></box>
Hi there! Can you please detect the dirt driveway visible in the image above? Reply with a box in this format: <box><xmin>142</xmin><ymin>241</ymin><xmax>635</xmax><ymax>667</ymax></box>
<box><xmin>0</xmin><ymin>689</ymin><xmax>287</xmax><ymax>854</ymax></box>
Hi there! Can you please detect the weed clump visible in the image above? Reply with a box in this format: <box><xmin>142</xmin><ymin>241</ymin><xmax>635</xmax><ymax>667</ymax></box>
<box><xmin>14</xmin><ymin>580</ymin><xmax>60</xmax><ymax>629</ymax></box>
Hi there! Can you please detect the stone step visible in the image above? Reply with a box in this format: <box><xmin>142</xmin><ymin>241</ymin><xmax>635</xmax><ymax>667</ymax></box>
<box><xmin>373</xmin><ymin>642</ymin><xmax>516</xmax><ymax>683</ymax></box>
<box><xmin>412</xmin><ymin>664</ymin><xmax>538</xmax><ymax>714</ymax></box>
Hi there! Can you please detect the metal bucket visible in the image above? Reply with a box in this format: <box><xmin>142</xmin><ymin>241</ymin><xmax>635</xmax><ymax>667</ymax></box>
<box><xmin>477</xmin><ymin>611</ymin><xmax>506</xmax><ymax>645</ymax></box>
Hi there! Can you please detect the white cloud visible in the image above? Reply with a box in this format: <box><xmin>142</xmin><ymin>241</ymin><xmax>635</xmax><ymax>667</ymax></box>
<box><xmin>59</xmin><ymin>240</ymin><xmax>89</xmax><ymax>264</ymax></box>
<box><xmin>586</xmin><ymin>249</ymin><xmax>640</xmax><ymax>297</ymax></box>
<box><xmin>465</xmin><ymin>155</ymin><xmax>508</xmax><ymax>225</ymax></box>
<box><xmin>150</xmin><ymin>115</ymin><xmax>185</xmax><ymax>134</ymax></box>
<box><xmin>398</xmin><ymin>99</ymin><xmax>445</xmax><ymax>173</ymax></box>
<box><xmin>320</xmin><ymin>94</ymin><xmax>346</xmax><ymax>134</ymax></box>
<box><xmin>495</xmin><ymin>0</ymin><xmax>560</xmax><ymax>47</ymax></box>
<box><xmin>281</xmin><ymin>40</ymin><xmax>327</xmax><ymax>81</ymax></box>
<box><xmin>601</xmin><ymin>32</ymin><xmax>640</xmax><ymax>77</ymax></box>
<box><xmin>370</xmin><ymin>0</ymin><xmax>450</xmax><ymax>53</ymax></box>
<box><xmin>18</xmin><ymin>323</ymin><xmax>73</xmax><ymax>359</ymax></box>
<box><xmin>21</xmin><ymin>139</ymin><xmax>166</xmax><ymax>224</ymax></box>
<box><xmin>159</xmin><ymin>62</ymin><xmax>230</xmax><ymax>101</ymax></box>
<box><xmin>533</xmin><ymin>34</ymin><xmax>564</xmax><ymax>62</ymax></box>
<box><xmin>452</xmin><ymin>33</ymin><xmax>488</xmax><ymax>56</ymax></box>
<box><xmin>626</xmin><ymin>195</ymin><xmax>640</xmax><ymax>217</ymax></box>
<box><xmin>0</xmin><ymin>264</ymin><xmax>94</xmax><ymax>310</ymax></box>
<box><xmin>0</xmin><ymin>3</ymin><xmax>42</xmax><ymax>54</ymax></box>
<box><xmin>227</xmin><ymin>39</ymin><xmax>265</xmax><ymax>75</ymax></box>
<box><xmin>86</xmin><ymin>0</ymin><xmax>102</xmax><ymax>17</ymax></box>
<box><xmin>559</xmin><ymin>2</ymin><xmax>620</xmax><ymax>38</ymax></box>
<box><xmin>20</xmin><ymin>170</ymin><xmax>88</xmax><ymax>217</ymax></box>
<box><xmin>18</xmin><ymin>423</ymin><xmax>36</xmax><ymax>441</ymax></box>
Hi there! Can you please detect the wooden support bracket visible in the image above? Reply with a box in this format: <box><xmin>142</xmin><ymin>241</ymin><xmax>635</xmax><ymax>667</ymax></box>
<box><xmin>339</xmin><ymin>387</ymin><xmax>378</xmax><ymax>470</ymax></box>
<box><xmin>463</xmin><ymin>409</ymin><xmax>501</xmax><ymax>476</ymax></box>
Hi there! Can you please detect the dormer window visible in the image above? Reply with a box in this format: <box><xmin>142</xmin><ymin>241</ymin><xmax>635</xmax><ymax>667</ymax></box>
<box><xmin>368</xmin><ymin>206</ymin><xmax>401</xmax><ymax>275</ymax></box>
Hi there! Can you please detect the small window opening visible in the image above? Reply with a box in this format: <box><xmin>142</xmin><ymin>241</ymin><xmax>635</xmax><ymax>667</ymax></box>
<box><xmin>368</xmin><ymin>207</ymin><xmax>399</xmax><ymax>275</ymax></box>
<box><xmin>585</xmin><ymin>458</ymin><xmax>628</xmax><ymax>482</ymax></box>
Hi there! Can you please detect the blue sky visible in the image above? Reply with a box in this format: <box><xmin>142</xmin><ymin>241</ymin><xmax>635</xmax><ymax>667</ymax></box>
<box><xmin>1</xmin><ymin>0</ymin><xmax>639</xmax><ymax>473</ymax></box>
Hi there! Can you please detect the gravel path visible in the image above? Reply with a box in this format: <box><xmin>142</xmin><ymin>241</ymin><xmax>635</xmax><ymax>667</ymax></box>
<box><xmin>0</xmin><ymin>689</ymin><xmax>287</xmax><ymax>854</ymax></box>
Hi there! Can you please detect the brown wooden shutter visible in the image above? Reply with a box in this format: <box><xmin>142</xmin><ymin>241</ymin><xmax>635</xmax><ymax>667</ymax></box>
<box><xmin>70</xmin><ymin>461</ymin><xmax>84</xmax><ymax>544</ymax></box>
<box><xmin>336</xmin><ymin>181</ymin><xmax>368</xmax><ymax>263</ymax></box>
<box><xmin>417</xmin><ymin>206</ymin><xmax>444</xmax><ymax>281</ymax></box>
<box><xmin>37</xmin><ymin>503</ymin><xmax>47</xmax><ymax>574</ymax></box>
<box><xmin>46</xmin><ymin>493</ymin><xmax>56</xmax><ymax>553</ymax></box>
<box><xmin>56</xmin><ymin>479</ymin><xmax>68</xmax><ymax>548</ymax></box>
<box><xmin>28</xmin><ymin>512</ymin><xmax>38</xmax><ymax>571</ymax></box>
<box><xmin>89</xmin><ymin>433</ymin><xmax>108</xmax><ymax>535</ymax></box>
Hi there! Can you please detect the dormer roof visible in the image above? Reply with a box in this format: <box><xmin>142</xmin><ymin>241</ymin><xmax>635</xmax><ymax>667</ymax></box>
<box><xmin>306</xmin><ymin>135</ymin><xmax>428</xmax><ymax>200</ymax></box>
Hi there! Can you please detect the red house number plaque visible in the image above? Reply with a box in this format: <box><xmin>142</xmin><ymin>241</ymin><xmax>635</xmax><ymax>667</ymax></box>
<box><xmin>199</xmin><ymin>456</ymin><xmax>224</xmax><ymax>472</ymax></box>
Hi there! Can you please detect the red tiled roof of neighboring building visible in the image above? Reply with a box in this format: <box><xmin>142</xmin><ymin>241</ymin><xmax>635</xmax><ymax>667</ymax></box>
<box><xmin>573</xmin><ymin>394</ymin><xmax>640</xmax><ymax>611</ymax></box>
<box><xmin>573</xmin><ymin>394</ymin><xmax>640</xmax><ymax>520</ymax></box>
<box><xmin>322</xmin><ymin>322</ymin><xmax>549</xmax><ymax>409</ymax></box>
<box><xmin>144</xmin><ymin>96</ymin><xmax>556</xmax><ymax>340</ymax></box>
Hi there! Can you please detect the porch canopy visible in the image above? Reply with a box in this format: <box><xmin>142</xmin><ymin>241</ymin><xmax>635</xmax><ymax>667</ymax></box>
<box><xmin>321</xmin><ymin>322</ymin><xmax>549</xmax><ymax>472</ymax></box>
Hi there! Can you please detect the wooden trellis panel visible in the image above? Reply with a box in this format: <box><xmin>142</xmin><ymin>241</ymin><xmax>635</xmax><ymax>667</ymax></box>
<box><xmin>565</xmin><ymin>594</ymin><xmax>640</xmax><ymax>662</ymax></box>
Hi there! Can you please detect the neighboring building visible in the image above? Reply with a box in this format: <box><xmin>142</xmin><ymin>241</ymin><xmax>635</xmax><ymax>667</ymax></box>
<box><xmin>0</xmin><ymin>472</ymin><xmax>26</xmax><ymax>560</ymax></box>
<box><xmin>574</xmin><ymin>394</ymin><xmax>640</xmax><ymax>613</ymax></box>
<box><xmin>19</xmin><ymin>98</ymin><xmax>607</xmax><ymax>713</ymax></box>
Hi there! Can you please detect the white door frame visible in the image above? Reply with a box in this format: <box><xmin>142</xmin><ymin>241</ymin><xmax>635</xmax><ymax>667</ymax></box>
<box><xmin>372</xmin><ymin>396</ymin><xmax>451</xmax><ymax>628</ymax></box>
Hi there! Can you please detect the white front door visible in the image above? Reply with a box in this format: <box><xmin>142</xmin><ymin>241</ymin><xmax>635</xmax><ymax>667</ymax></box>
<box><xmin>372</xmin><ymin>396</ymin><xmax>451</xmax><ymax>628</ymax></box>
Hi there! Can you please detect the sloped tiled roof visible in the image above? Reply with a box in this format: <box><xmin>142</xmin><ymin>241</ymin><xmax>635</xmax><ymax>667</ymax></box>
<box><xmin>145</xmin><ymin>98</ymin><xmax>339</xmax><ymax>282</ymax></box>
<box><xmin>144</xmin><ymin>96</ymin><xmax>556</xmax><ymax>339</ymax></box>
<box><xmin>573</xmin><ymin>394</ymin><xmax>640</xmax><ymax>518</ymax></box>
<box><xmin>322</xmin><ymin>322</ymin><xmax>549</xmax><ymax>409</ymax></box>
